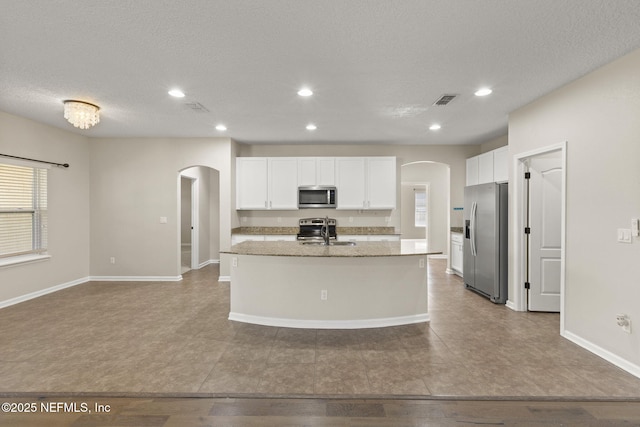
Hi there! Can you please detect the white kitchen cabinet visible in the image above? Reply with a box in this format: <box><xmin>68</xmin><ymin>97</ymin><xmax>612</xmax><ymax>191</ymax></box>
<box><xmin>450</xmin><ymin>232</ymin><xmax>463</xmax><ymax>276</ymax></box>
<box><xmin>367</xmin><ymin>157</ymin><xmax>396</xmax><ymax>209</ymax></box>
<box><xmin>493</xmin><ymin>146</ymin><xmax>508</xmax><ymax>182</ymax></box>
<box><xmin>268</xmin><ymin>158</ymin><xmax>298</xmax><ymax>209</ymax></box>
<box><xmin>367</xmin><ymin>234</ymin><xmax>400</xmax><ymax>241</ymax></box>
<box><xmin>236</xmin><ymin>158</ymin><xmax>268</xmax><ymax>209</ymax></box>
<box><xmin>466</xmin><ymin>156</ymin><xmax>479</xmax><ymax>186</ymax></box>
<box><xmin>337</xmin><ymin>234</ymin><xmax>370</xmax><ymax>242</ymax></box>
<box><xmin>231</xmin><ymin>234</ymin><xmax>266</xmax><ymax>245</ymax></box>
<box><xmin>236</xmin><ymin>157</ymin><xmax>298</xmax><ymax>210</ymax></box>
<box><xmin>478</xmin><ymin>152</ymin><xmax>494</xmax><ymax>184</ymax></box>
<box><xmin>466</xmin><ymin>146</ymin><xmax>509</xmax><ymax>185</ymax></box>
<box><xmin>336</xmin><ymin>158</ymin><xmax>367</xmax><ymax>209</ymax></box>
<box><xmin>297</xmin><ymin>157</ymin><xmax>335</xmax><ymax>186</ymax></box>
<box><xmin>335</xmin><ymin>157</ymin><xmax>396</xmax><ymax>210</ymax></box>
<box><xmin>264</xmin><ymin>235</ymin><xmax>296</xmax><ymax>241</ymax></box>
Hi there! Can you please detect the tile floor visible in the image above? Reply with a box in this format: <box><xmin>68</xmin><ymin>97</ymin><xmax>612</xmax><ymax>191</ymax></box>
<box><xmin>0</xmin><ymin>258</ymin><xmax>639</xmax><ymax>398</ymax></box>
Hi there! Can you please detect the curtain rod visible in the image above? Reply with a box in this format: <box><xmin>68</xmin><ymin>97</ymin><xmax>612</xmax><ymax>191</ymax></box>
<box><xmin>0</xmin><ymin>153</ymin><xmax>69</xmax><ymax>168</ymax></box>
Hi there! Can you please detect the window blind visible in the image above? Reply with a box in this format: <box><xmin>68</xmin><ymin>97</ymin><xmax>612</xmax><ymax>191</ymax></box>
<box><xmin>0</xmin><ymin>163</ymin><xmax>48</xmax><ymax>258</ymax></box>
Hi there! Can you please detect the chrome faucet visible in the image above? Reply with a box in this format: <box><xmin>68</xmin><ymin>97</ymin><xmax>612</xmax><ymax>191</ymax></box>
<box><xmin>320</xmin><ymin>216</ymin><xmax>330</xmax><ymax>245</ymax></box>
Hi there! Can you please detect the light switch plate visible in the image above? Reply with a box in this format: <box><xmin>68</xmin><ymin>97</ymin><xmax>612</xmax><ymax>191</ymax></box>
<box><xmin>617</xmin><ymin>228</ymin><xmax>632</xmax><ymax>243</ymax></box>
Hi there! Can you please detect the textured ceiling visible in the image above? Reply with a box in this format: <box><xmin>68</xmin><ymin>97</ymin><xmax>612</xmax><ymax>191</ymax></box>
<box><xmin>2</xmin><ymin>1</ymin><xmax>640</xmax><ymax>145</ymax></box>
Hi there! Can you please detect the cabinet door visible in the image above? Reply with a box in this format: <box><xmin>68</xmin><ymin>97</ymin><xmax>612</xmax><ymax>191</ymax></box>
<box><xmin>297</xmin><ymin>158</ymin><xmax>317</xmax><ymax>186</ymax></box>
<box><xmin>268</xmin><ymin>158</ymin><xmax>298</xmax><ymax>209</ymax></box>
<box><xmin>367</xmin><ymin>157</ymin><xmax>396</xmax><ymax>209</ymax></box>
<box><xmin>478</xmin><ymin>152</ymin><xmax>494</xmax><ymax>184</ymax></box>
<box><xmin>336</xmin><ymin>158</ymin><xmax>366</xmax><ymax>209</ymax></box>
<box><xmin>466</xmin><ymin>157</ymin><xmax>479</xmax><ymax>186</ymax></box>
<box><xmin>493</xmin><ymin>146</ymin><xmax>508</xmax><ymax>182</ymax></box>
<box><xmin>316</xmin><ymin>158</ymin><xmax>335</xmax><ymax>185</ymax></box>
<box><xmin>236</xmin><ymin>158</ymin><xmax>268</xmax><ymax>209</ymax></box>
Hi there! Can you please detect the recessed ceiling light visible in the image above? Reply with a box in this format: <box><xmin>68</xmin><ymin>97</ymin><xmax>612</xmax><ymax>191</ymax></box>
<box><xmin>429</xmin><ymin>123</ymin><xmax>441</xmax><ymax>131</ymax></box>
<box><xmin>474</xmin><ymin>87</ymin><xmax>492</xmax><ymax>97</ymax></box>
<box><xmin>298</xmin><ymin>88</ymin><xmax>313</xmax><ymax>97</ymax></box>
<box><xmin>168</xmin><ymin>89</ymin><xmax>185</xmax><ymax>98</ymax></box>
<box><xmin>215</xmin><ymin>124</ymin><xmax>227</xmax><ymax>131</ymax></box>
<box><xmin>306</xmin><ymin>123</ymin><xmax>317</xmax><ymax>131</ymax></box>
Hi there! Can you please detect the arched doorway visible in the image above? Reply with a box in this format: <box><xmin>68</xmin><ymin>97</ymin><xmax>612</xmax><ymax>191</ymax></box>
<box><xmin>178</xmin><ymin>166</ymin><xmax>221</xmax><ymax>276</ymax></box>
<box><xmin>401</xmin><ymin>161</ymin><xmax>451</xmax><ymax>264</ymax></box>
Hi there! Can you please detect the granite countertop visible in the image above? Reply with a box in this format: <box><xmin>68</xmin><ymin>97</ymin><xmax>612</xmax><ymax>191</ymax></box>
<box><xmin>222</xmin><ymin>240</ymin><xmax>440</xmax><ymax>257</ymax></box>
<box><xmin>231</xmin><ymin>226</ymin><xmax>399</xmax><ymax>236</ymax></box>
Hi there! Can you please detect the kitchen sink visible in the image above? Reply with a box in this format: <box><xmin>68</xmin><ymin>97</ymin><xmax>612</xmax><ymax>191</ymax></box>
<box><xmin>300</xmin><ymin>241</ymin><xmax>356</xmax><ymax>246</ymax></box>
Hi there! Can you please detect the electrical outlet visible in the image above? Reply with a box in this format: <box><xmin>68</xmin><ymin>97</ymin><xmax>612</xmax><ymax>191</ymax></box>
<box><xmin>419</xmin><ymin>258</ymin><xmax>425</xmax><ymax>268</ymax></box>
<box><xmin>110</xmin><ymin>257</ymin><xmax>115</xmax><ymax>264</ymax></box>
<box><xmin>616</xmin><ymin>314</ymin><xmax>631</xmax><ymax>334</ymax></box>
<box><xmin>320</xmin><ymin>289</ymin><xmax>328</xmax><ymax>300</ymax></box>
<box><xmin>232</xmin><ymin>257</ymin><xmax>238</xmax><ymax>267</ymax></box>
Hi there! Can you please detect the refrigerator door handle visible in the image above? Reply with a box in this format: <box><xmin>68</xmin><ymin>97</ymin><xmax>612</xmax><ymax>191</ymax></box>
<box><xmin>470</xmin><ymin>202</ymin><xmax>477</xmax><ymax>256</ymax></box>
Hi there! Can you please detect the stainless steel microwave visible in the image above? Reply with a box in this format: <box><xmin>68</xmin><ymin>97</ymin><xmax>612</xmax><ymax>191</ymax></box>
<box><xmin>298</xmin><ymin>186</ymin><xmax>337</xmax><ymax>208</ymax></box>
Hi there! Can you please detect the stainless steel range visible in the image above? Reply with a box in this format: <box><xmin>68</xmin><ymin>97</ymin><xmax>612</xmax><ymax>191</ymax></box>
<box><xmin>296</xmin><ymin>217</ymin><xmax>337</xmax><ymax>242</ymax></box>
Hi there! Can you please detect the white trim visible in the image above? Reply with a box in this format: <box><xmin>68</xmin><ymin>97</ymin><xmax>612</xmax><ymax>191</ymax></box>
<box><xmin>197</xmin><ymin>259</ymin><xmax>219</xmax><ymax>269</ymax></box>
<box><xmin>89</xmin><ymin>275</ymin><xmax>182</xmax><ymax>282</ymax></box>
<box><xmin>563</xmin><ymin>330</ymin><xmax>640</xmax><ymax>380</ymax></box>
<box><xmin>505</xmin><ymin>300</ymin><xmax>518</xmax><ymax>311</ymax></box>
<box><xmin>0</xmin><ymin>276</ymin><xmax>89</xmax><ymax>309</ymax></box>
<box><xmin>218</xmin><ymin>275</ymin><xmax>230</xmax><ymax>282</ymax></box>
<box><xmin>228</xmin><ymin>312</ymin><xmax>430</xmax><ymax>329</ymax></box>
<box><xmin>511</xmin><ymin>141</ymin><xmax>567</xmax><ymax>321</ymax></box>
<box><xmin>0</xmin><ymin>254</ymin><xmax>51</xmax><ymax>269</ymax></box>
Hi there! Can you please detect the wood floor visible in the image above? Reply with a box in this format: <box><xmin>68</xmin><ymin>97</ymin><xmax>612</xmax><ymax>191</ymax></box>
<box><xmin>1</xmin><ymin>258</ymin><xmax>640</xmax><ymax>425</ymax></box>
<box><xmin>1</xmin><ymin>396</ymin><xmax>639</xmax><ymax>426</ymax></box>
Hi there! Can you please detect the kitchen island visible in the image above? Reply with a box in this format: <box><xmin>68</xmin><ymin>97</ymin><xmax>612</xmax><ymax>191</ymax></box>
<box><xmin>222</xmin><ymin>240</ymin><xmax>439</xmax><ymax>329</ymax></box>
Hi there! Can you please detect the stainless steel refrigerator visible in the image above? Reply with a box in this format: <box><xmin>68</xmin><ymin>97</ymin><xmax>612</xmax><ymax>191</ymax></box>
<box><xmin>463</xmin><ymin>182</ymin><xmax>508</xmax><ymax>303</ymax></box>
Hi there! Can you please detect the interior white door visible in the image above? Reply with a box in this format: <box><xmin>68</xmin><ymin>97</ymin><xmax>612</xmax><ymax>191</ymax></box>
<box><xmin>527</xmin><ymin>152</ymin><xmax>562</xmax><ymax>312</ymax></box>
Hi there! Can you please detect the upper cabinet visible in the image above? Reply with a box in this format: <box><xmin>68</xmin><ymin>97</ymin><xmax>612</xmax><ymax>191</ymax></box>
<box><xmin>237</xmin><ymin>156</ymin><xmax>396</xmax><ymax>211</ymax></box>
<box><xmin>236</xmin><ymin>157</ymin><xmax>298</xmax><ymax>210</ymax></box>
<box><xmin>492</xmin><ymin>146</ymin><xmax>508</xmax><ymax>182</ymax></box>
<box><xmin>336</xmin><ymin>157</ymin><xmax>396</xmax><ymax>210</ymax></box>
<box><xmin>297</xmin><ymin>157</ymin><xmax>335</xmax><ymax>186</ymax></box>
<box><xmin>466</xmin><ymin>146</ymin><xmax>508</xmax><ymax>186</ymax></box>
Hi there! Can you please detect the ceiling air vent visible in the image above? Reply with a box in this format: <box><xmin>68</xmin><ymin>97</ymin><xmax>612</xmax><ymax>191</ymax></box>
<box><xmin>433</xmin><ymin>94</ymin><xmax>457</xmax><ymax>106</ymax></box>
<box><xmin>184</xmin><ymin>102</ymin><xmax>210</xmax><ymax>112</ymax></box>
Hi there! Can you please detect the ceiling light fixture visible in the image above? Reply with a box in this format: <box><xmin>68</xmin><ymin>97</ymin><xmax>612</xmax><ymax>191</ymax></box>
<box><xmin>298</xmin><ymin>88</ymin><xmax>313</xmax><ymax>97</ymax></box>
<box><xmin>168</xmin><ymin>89</ymin><xmax>185</xmax><ymax>98</ymax></box>
<box><xmin>474</xmin><ymin>87</ymin><xmax>492</xmax><ymax>97</ymax></box>
<box><xmin>215</xmin><ymin>124</ymin><xmax>227</xmax><ymax>131</ymax></box>
<box><xmin>63</xmin><ymin>100</ymin><xmax>100</xmax><ymax>129</ymax></box>
<box><xmin>429</xmin><ymin>123</ymin><xmax>441</xmax><ymax>131</ymax></box>
<box><xmin>306</xmin><ymin>123</ymin><xmax>317</xmax><ymax>131</ymax></box>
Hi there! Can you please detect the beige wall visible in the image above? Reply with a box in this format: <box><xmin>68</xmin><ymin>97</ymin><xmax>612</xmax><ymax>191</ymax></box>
<box><xmin>0</xmin><ymin>111</ymin><xmax>90</xmax><ymax>303</ymax></box>
<box><xmin>480</xmin><ymin>134</ymin><xmax>508</xmax><ymax>153</ymax></box>
<box><xmin>509</xmin><ymin>48</ymin><xmax>640</xmax><ymax>371</ymax></box>
<box><xmin>89</xmin><ymin>137</ymin><xmax>235</xmax><ymax>278</ymax></box>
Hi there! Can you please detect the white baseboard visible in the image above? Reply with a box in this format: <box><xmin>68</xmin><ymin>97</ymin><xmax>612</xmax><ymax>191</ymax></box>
<box><xmin>562</xmin><ymin>330</ymin><xmax>640</xmax><ymax>380</ymax></box>
<box><xmin>218</xmin><ymin>275</ymin><xmax>230</xmax><ymax>282</ymax></box>
<box><xmin>197</xmin><ymin>259</ymin><xmax>219</xmax><ymax>269</ymax></box>
<box><xmin>505</xmin><ymin>300</ymin><xmax>521</xmax><ymax>311</ymax></box>
<box><xmin>0</xmin><ymin>276</ymin><xmax>90</xmax><ymax>309</ymax></box>
<box><xmin>89</xmin><ymin>276</ymin><xmax>182</xmax><ymax>282</ymax></box>
<box><xmin>228</xmin><ymin>312</ymin><xmax>430</xmax><ymax>329</ymax></box>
